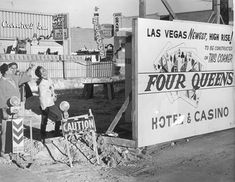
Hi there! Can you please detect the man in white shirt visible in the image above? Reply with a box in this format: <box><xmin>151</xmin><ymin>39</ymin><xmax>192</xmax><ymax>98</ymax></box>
<box><xmin>35</xmin><ymin>66</ymin><xmax>62</xmax><ymax>140</ymax></box>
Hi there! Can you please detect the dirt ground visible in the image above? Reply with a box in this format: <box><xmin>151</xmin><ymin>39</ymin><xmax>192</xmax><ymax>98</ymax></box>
<box><xmin>0</xmin><ymin>83</ymin><xmax>235</xmax><ymax>182</ymax></box>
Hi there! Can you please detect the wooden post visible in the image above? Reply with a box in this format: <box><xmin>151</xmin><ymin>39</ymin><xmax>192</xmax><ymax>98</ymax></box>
<box><xmin>103</xmin><ymin>83</ymin><xmax>114</xmax><ymax>100</ymax></box>
<box><xmin>60</xmin><ymin>102</ymin><xmax>73</xmax><ymax>168</ymax></box>
<box><xmin>106</xmin><ymin>95</ymin><xmax>130</xmax><ymax>134</ymax></box>
<box><xmin>220</xmin><ymin>0</ymin><xmax>229</xmax><ymax>24</ymax></box>
<box><xmin>62</xmin><ymin>60</ymin><xmax>66</xmax><ymax>79</ymax></box>
<box><xmin>213</xmin><ymin>0</ymin><xmax>228</xmax><ymax>25</ymax></box>
<box><xmin>216</xmin><ymin>0</ymin><xmax>220</xmax><ymax>24</ymax></box>
<box><xmin>91</xmin><ymin>130</ymin><xmax>100</xmax><ymax>165</ymax></box>
<box><xmin>107</xmin><ymin>83</ymin><xmax>114</xmax><ymax>100</ymax></box>
<box><xmin>139</xmin><ymin>0</ymin><xmax>146</xmax><ymax>18</ymax></box>
<box><xmin>65</xmin><ymin>134</ymin><xmax>73</xmax><ymax>167</ymax></box>
<box><xmin>89</xmin><ymin>109</ymin><xmax>99</xmax><ymax>164</ymax></box>
<box><xmin>83</xmin><ymin>84</ymin><xmax>94</xmax><ymax>99</ymax></box>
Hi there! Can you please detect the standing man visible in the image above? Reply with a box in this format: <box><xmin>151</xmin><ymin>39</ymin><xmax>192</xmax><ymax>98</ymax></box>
<box><xmin>0</xmin><ymin>63</ymin><xmax>32</xmax><ymax>155</ymax></box>
<box><xmin>8</xmin><ymin>62</ymin><xmax>34</xmax><ymax>100</ymax></box>
<box><xmin>35</xmin><ymin>66</ymin><xmax>62</xmax><ymax>140</ymax></box>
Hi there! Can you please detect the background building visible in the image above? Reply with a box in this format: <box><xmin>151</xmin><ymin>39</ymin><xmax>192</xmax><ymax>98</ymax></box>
<box><xmin>0</xmin><ymin>9</ymin><xmax>70</xmax><ymax>55</ymax></box>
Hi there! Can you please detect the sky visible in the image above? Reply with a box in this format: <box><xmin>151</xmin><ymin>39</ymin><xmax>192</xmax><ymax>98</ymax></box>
<box><xmin>0</xmin><ymin>0</ymin><xmax>233</xmax><ymax>28</ymax></box>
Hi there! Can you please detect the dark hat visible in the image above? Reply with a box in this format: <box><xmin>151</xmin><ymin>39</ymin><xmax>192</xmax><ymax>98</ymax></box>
<box><xmin>35</xmin><ymin>66</ymin><xmax>42</xmax><ymax>78</ymax></box>
<box><xmin>0</xmin><ymin>63</ymin><xmax>9</xmax><ymax>75</ymax></box>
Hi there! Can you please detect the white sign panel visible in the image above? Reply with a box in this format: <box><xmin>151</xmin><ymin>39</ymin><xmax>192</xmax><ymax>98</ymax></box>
<box><xmin>62</xmin><ymin>114</ymin><xmax>96</xmax><ymax>135</ymax></box>
<box><xmin>53</xmin><ymin>28</ymin><xmax>68</xmax><ymax>40</ymax></box>
<box><xmin>12</xmin><ymin>118</ymin><xmax>24</xmax><ymax>153</ymax></box>
<box><xmin>135</xmin><ymin>18</ymin><xmax>234</xmax><ymax>147</ymax></box>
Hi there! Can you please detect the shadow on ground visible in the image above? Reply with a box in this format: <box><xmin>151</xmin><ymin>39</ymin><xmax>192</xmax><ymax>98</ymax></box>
<box><xmin>23</xmin><ymin>82</ymin><xmax>132</xmax><ymax>141</ymax></box>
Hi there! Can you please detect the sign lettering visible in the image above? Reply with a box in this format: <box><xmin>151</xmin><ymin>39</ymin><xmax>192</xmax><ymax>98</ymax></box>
<box><xmin>62</xmin><ymin>113</ymin><xmax>96</xmax><ymax>135</ymax></box>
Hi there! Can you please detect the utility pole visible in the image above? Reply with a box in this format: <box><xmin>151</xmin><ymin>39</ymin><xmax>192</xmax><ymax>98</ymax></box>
<box><xmin>139</xmin><ymin>0</ymin><xmax>146</xmax><ymax>18</ymax></box>
<box><xmin>216</xmin><ymin>0</ymin><xmax>221</xmax><ymax>24</ymax></box>
<box><xmin>212</xmin><ymin>0</ymin><xmax>229</xmax><ymax>24</ymax></box>
<box><xmin>220</xmin><ymin>0</ymin><xmax>229</xmax><ymax>24</ymax></box>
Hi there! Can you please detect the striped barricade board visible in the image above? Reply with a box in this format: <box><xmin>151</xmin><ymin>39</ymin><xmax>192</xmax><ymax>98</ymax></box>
<box><xmin>12</xmin><ymin>118</ymin><xmax>24</xmax><ymax>153</ymax></box>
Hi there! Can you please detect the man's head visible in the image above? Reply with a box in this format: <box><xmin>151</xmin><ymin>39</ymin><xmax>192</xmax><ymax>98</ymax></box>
<box><xmin>8</xmin><ymin>62</ymin><xmax>18</xmax><ymax>75</ymax></box>
<box><xmin>35</xmin><ymin>66</ymin><xmax>48</xmax><ymax>79</ymax></box>
<box><xmin>0</xmin><ymin>63</ymin><xmax>12</xmax><ymax>77</ymax></box>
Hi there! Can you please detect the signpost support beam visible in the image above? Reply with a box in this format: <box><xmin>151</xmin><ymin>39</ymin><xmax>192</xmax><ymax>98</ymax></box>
<box><xmin>106</xmin><ymin>95</ymin><xmax>130</xmax><ymax>134</ymax></box>
<box><xmin>211</xmin><ymin>0</ymin><xmax>228</xmax><ymax>24</ymax></box>
<box><xmin>65</xmin><ymin>134</ymin><xmax>73</xmax><ymax>167</ymax></box>
<box><xmin>216</xmin><ymin>0</ymin><xmax>221</xmax><ymax>24</ymax></box>
<box><xmin>161</xmin><ymin>0</ymin><xmax>177</xmax><ymax>20</ymax></box>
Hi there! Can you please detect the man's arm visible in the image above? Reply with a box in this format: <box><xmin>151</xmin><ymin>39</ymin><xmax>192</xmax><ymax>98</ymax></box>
<box><xmin>25</xmin><ymin>63</ymin><xmax>35</xmax><ymax>76</ymax></box>
<box><xmin>1</xmin><ymin>108</ymin><xmax>9</xmax><ymax>120</ymax></box>
<box><xmin>18</xmin><ymin>63</ymin><xmax>34</xmax><ymax>85</ymax></box>
<box><xmin>0</xmin><ymin>83</ymin><xmax>7</xmax><ymax>109</ymax></box>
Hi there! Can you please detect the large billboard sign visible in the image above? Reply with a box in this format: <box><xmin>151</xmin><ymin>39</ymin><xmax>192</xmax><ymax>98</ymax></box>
<box><xmin>0</xmin><ymin>10</ymin><xmax>52</xmax><ymax>39</ymax></box>
<box><xmin>134</xmin><ymin>18</ymin><xmax>234</xmax><ymax>147</ymax></box>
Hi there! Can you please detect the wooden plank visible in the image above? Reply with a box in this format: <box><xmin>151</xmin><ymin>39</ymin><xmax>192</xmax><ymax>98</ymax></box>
<box><xmin>107</xmin><ymin>83</ymin><xmax>113</xmax><ymax>100</ymax></box>
<box><xmin>82</xmin><ymin>75</ymin><xmax>125</xmax><ymax>84</ymax></box>
<box><xmin>91</xmin><ymin>130</ymin><xmax>100</xmax><ymax>165</ymax></box>
<box><xmin>65</xmin><ymin>134</ymin><xmax>73</xmax><ymax>167</ymax></box>
<box><xmin>102</xmin><ymin>136</ymin><xmax>136</xmax><ymax>148</ymax></box>
<box><xmin>106</xmin><ymin>95</ymin><xmax>130</xmax><ymax>133</ymax></box>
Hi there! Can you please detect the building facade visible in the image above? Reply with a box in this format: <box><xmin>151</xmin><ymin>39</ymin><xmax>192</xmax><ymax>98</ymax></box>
<box><xmin>0</xmin><ymin>9</ymin><xmax>69</xmax><ymax>55</ymax></box>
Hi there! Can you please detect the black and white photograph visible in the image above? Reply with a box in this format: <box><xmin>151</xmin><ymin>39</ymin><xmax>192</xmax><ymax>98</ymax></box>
<box><xmin>0</xmin><ymin>0</ymin><xmax>234</xmax><ymax>181</ymax></box>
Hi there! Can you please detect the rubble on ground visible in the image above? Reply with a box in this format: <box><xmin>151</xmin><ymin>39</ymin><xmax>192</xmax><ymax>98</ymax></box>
<box><xmin>5</xmin><ymin>132</ymin><xmax>150</xmax><ymax>169</ymax></box>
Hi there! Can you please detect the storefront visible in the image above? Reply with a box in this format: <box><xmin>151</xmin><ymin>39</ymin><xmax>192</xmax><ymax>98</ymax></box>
<box><xmin>0</xmin><ymin>9</ymin><xmax>69</xmax><ymax>55</ymax></box>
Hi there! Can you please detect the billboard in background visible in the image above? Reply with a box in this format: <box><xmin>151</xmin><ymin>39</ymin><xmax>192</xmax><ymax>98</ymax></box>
<box><xmin>53</xmin><ymin>29</ymin><xmax>68</xmax><ymax>40</ymax></box>
<box><xmin>52</xmin><ymin>14</ymin><xmax>68</xmax><ymax>29</ymax></box>
<box><xmin>0</xmin><ymin>9</ymin><xmax>52</xmax><ymax>39</ymax></box>
<box><xmin>134</xmin><ymin>18</ymin><xmax>234</xmax><ymax>147</ymax></box>
<box><xmin>101</xmin><ymin>24</ymin><xmax>114</xmax><ymax>38</ymax></box>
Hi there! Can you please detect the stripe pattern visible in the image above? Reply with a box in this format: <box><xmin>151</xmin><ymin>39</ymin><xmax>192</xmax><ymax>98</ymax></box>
<box><xmin>12</xmin><ymin>118</ymin><xmax>24</xmax><ymax>153</ymax></box>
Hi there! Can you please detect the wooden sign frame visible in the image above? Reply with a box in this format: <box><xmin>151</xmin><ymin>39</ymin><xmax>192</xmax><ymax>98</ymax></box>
<box><xmin>61</xmin><ymin>109</ymin><xmax>99</xmax><ymax>167</ymax></box>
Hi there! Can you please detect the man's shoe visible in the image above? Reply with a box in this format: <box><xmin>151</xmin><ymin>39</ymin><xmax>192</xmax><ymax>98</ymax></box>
<box><xmin>40</xmin><ymin>132</ymin><xmax>47</xmax><ymax>143</ymax></box>
<box><xmin>0</xmin><ymin>152</ymin><xmax>11</xmax><ymax>163</ymax></box>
